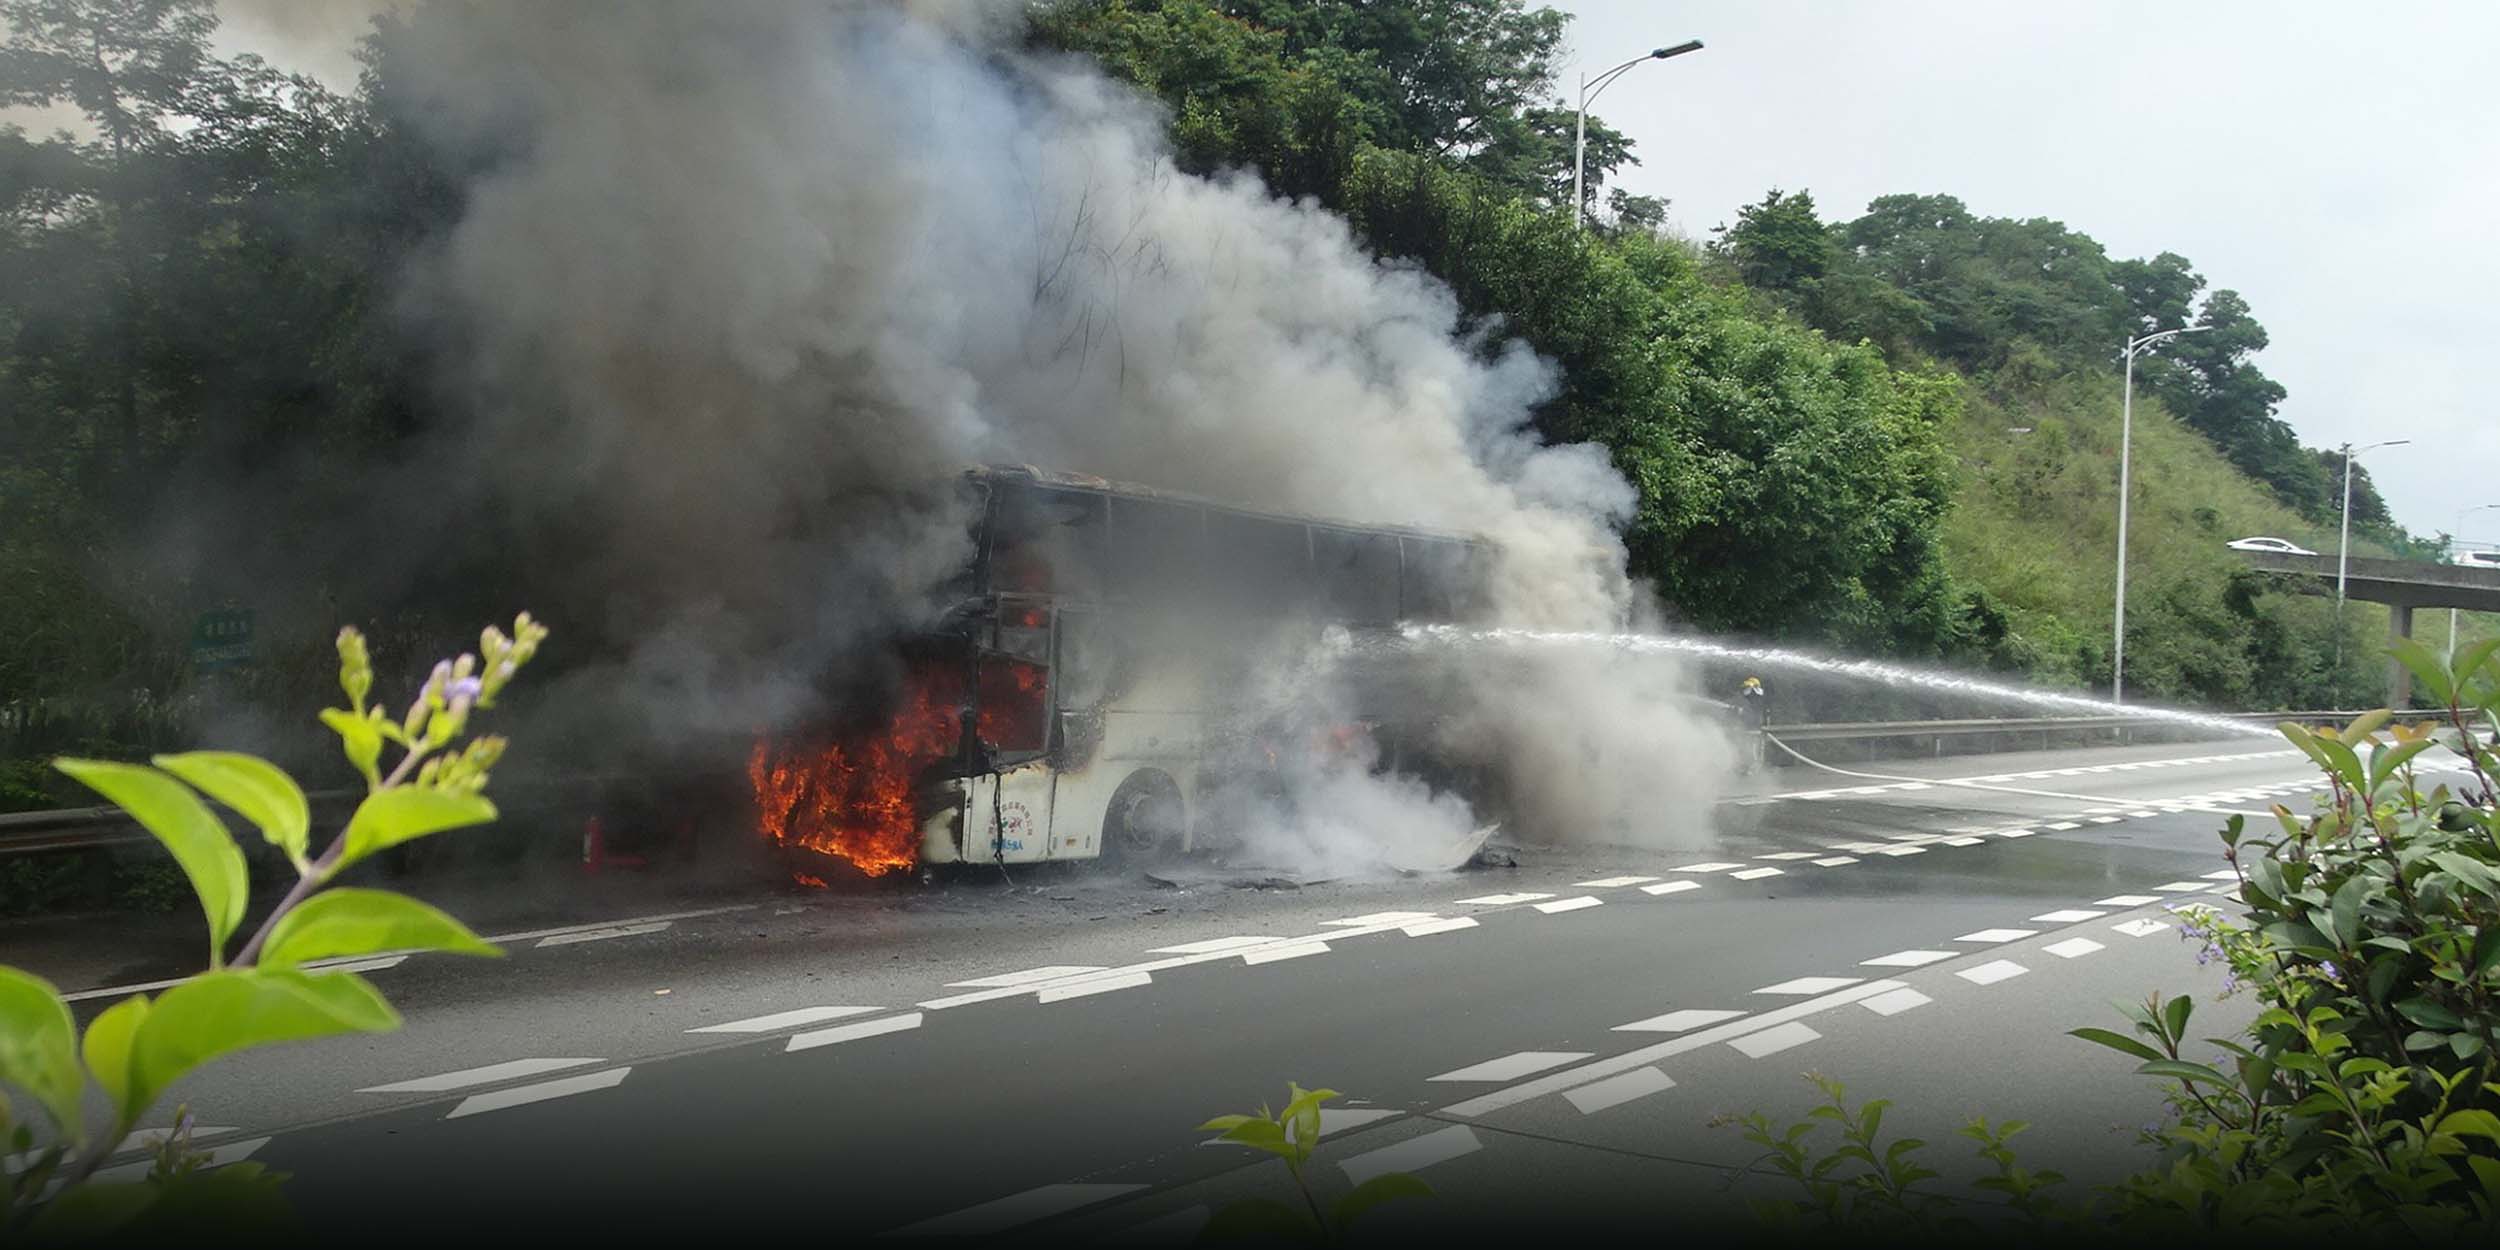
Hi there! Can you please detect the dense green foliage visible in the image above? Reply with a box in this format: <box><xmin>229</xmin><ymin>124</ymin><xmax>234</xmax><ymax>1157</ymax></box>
<box><xmin>1</xmin><ymin>0</ymin><xmax>2476</xmax><ymax>749</ymax></box>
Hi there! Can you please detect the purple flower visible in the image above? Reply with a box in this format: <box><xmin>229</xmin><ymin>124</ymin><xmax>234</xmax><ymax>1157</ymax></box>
<box><xmin>2319</xmin><ymin>961</ymin><xmax>2342</xmax><ymax>982</ymax></box>
<box><xmin>447</xmin><ymin>676</ymin><xmax>484</xmax><ymax>704</ymax></box>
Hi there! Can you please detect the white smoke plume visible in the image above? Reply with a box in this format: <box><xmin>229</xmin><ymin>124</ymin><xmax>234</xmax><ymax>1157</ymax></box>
<box><xmin>380</xmin><ymin>0</ymin><xmax>1730</xmax><ymax>855</ymax></box>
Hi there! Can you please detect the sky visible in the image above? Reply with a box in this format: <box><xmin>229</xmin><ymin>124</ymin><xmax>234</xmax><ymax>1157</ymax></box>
<box><xmin>1554</xmin><ymin>0</ymin><xmax>2500</xmax><ymax>545</ymax></box>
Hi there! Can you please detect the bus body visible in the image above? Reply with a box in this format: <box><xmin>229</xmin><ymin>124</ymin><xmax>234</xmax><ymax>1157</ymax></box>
<box><xmin>902</xmin><ymin>465</ymin><xmax>1493</xmax><ymax>869</ymax></box>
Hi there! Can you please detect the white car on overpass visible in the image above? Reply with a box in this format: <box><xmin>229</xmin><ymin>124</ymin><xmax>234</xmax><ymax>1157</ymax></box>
<box><xmin>2456</xmin><ymin>549</ymin><xmax>2500</xmax><ymax>569</ymax></box>
<box><xmin>2227</xmin><ymin>536</ymin><xmax>2319</xmax><ymax>556</ymax></box>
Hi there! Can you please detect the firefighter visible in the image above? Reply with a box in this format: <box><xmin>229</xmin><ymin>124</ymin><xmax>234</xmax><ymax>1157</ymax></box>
<box><xmin>1736</xmin><ymin>676</ymin><xmax>1768</xmax><ymax>772</ymax></box>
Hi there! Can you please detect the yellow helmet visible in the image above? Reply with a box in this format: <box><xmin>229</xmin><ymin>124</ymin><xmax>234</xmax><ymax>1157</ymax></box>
<box><xmin>1743</xmin><ymin>677</ymin><xmax>1762</xmax><ymax>689</ymax></box>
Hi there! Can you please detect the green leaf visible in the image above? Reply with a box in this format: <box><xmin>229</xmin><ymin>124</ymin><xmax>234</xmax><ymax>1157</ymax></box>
<box><xmin>2327</xmin><ymin>874</ymin><xmax>2370</xmax><ymax>950</ymax></box>
<box><xmin>126</xmin><ymin>969</ymin><xmax>399</xmax><ymax>1118</ymax></box>
<box><xmin>2160</xmin><ymin>992</ymin><xmax>2193</xmax><ymax>1045</ymax></box>
<box><xmin>332</xmin><ymin>788</ymin><xmax>498</xmax><ymax>877</ymax></box>
<box><xmin>2394</xmin><ymin>996</ymin><xmax>2467</xmax><ymax>1031</ymax></box>
<box><xmin>1199</xmin><ymin>1197</ymin><xmax>1319</xmax><ymax>1242</ymax></box>
<box><xmin>1212</xmin><ymin>1117</ymin><xmax>1295</xmax><ymax>1160</ymax></box>
<box><xmin>2472</xmin><ymin>926</ymin><xmax>2500</xmax><ymax>980</ymax></box>
<box><xmin>2070</xmin><ymin>1026</ymin><xmax>2165</xmax><ymax>1063</ymax></box>
<box><xmin>54</xmin><ymin>759</ymin><xmax>249</xmax><ymax>963</ymax></box>
<box><xmin>2138</xmin><ymin>1059</ymin><xmax>2234</xmax><ymax>1088</ymax></box>
<box><xmin>80</xmin><ymin>994</ymin><xmax>151</xmax><ymax>1130</ymax></box>
<box><xmin>319</xmin><ymin>707</ymin><xmax>385</xmax><ymax>790</ymax></box>
<box><xmin>2430</xmin><ymin>853</ymin><xmax>2500</xmax><ymax>900</ymax></box>
<box><xmin>2436</xmin><ymin>1109</ymin><xmax>2500</xmax><ymax>1143</ymax></box>
<box><xmin>257</xmin><ymin>889</ymin><xmax>501</xmax><ymax>968</ymax></box>
<box><xmin>0</xmin><ymin>966</ymin><xmax>84</xmax><ymax>1143</ymax></box>
<box><xmin>2390</xmin><ymin>643</ymin><xmax>2455</xmax><ymax>708</ymax></box>
<box><xmin>26</xmin><ymin>1180</ymin><xmax>158</xmax><ymax>1240</ymax></box>
<box><xmin>151</xmin><ymin>752</ymin><xmax>310</xmax><ymax>870</ymax></box>
<box><xmin>1331</xmin><ymin>1172</ymin><xmax>1431</xmax><ymax>1228</ymax></box>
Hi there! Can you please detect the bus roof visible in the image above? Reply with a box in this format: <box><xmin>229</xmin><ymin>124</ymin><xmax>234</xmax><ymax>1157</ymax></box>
<box><xmin>967</xmin><ymin>463</ymin><xmax>1494</xmax><ymax>551</ymax></box>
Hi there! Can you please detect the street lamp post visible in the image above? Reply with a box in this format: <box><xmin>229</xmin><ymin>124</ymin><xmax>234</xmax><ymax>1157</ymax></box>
<box><xmin>2333</xmin><ymin>438</ymin><xmax>2411</xmax><ymax>668</ymax></box>
<box><xmin>2111</xmin><ymin>326</ymin><xmax>2209</xmax><ymax>706</ymax></box>
<box><xmin>1572</xmin><ymin>39</ymin><xmax>1702</xmax><ymax>230</ymax></box>
<box><xmin>2448</xmin><ymin>503</ymin><xmax>2500</xmax><ymax>665</ymax></box>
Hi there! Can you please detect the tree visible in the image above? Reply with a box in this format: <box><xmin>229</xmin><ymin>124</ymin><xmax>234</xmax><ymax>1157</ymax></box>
<box><xmin>1715</xmin><ymin>188</ymin><xmax>1830</xmax><ymax>292</ymax></box>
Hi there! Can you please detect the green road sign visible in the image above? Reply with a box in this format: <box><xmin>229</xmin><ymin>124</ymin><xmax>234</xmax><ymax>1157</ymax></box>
<box><xmin>190</xmin><ymin>608</ymin><xmax>255</xmax><ymax>674</ymax></box>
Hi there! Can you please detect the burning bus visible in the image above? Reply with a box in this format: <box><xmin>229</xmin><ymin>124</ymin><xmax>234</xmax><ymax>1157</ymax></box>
<box><xmin>747</xmin><ymin>464</ymin><xmax>1495</xmax><ymax>878</ymax></box>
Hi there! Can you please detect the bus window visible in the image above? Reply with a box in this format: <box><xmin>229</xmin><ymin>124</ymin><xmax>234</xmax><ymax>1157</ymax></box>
<box><xmin>988</xmin><ymin>485</ymin><xmax>1107</xmax><ymax>599</ymax></box>
<box><xmin>1399</xmin><ymin>537</ymin><xmax>1481</xmax><ymax>623</ymax></box>
<box><xmin>1108</xmin><ymin>496</ymin><xmax>1208</xmax><ymax>601</ymax></box>
<box><xmin>1313</xmin><ymin>528</ymin><xmax>1400</xmax><ymax>625</ymax></box>
<box><xmin>976</xmin><ymin>652</ymin><xmax>1049</xmax><ymax>757</ymax></box>
<box><xmin>1206</xmin><ymin>509</ymin><xmax>1314</xmax><ymax>617</ymax></box>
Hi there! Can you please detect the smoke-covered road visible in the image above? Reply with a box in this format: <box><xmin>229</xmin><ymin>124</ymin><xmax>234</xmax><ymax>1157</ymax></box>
<box><xmin>47</xmin><ymin>737</ymin><xmax>2379</xmax><ymax>1239</ymax></box>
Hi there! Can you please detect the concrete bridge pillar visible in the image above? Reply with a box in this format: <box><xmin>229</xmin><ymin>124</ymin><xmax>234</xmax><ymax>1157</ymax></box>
<box><xmin>2389</xmin><ymin>602</ymin><xmax>2415</xmax><ymax>708</ymax></box>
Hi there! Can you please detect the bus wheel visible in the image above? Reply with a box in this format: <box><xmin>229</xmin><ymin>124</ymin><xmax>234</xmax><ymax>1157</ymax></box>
<box><xmin>1102</xmin><ymin>770</ymin><xmax>1185</xmax><ymax>867</ymax></box>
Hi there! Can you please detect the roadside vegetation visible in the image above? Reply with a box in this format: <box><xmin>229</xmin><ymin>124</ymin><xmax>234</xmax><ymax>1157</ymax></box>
<box><xmin>2</xmin><ymin>0</ymin><xmax>2484</xmax><ymax>805</ymax></box>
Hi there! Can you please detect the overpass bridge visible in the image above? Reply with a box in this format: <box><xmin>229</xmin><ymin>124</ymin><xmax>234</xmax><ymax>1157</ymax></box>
<box><xmin>2238</xmin><ymin>549</ymin><xmax>2500</xmax><ymax>705</ymax></box>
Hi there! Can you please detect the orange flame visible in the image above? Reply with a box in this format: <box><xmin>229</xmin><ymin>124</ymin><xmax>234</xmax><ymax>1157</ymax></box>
<box><xmin>748</xmin><ymin>655</ymin><xmax>1050</xmax><ymax>879</ymax></box>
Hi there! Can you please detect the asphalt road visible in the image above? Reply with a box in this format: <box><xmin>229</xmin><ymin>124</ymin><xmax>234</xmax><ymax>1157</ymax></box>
<box><xmin>28</xmin><ymin>733</ymin><xmax>2433</xmax><ymax>1241</ymax></box>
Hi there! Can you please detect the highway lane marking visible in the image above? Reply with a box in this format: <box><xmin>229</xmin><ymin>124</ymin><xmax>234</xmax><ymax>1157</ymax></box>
<box><xmin>1994</xmin><ymin>828</ymin><xmax>2037</xmax><ymax>838</ymax></box>
<box><xmin>2096</xmin><ymin>894</ymin><xmax>2163</xmax><ymax>906</ymax></box>
<box><xmin>2201</xmin><ymin>869</ymin><xmax>2242</xmax><ymax>880</ymax></box>
<box><xmin>915</xmin><ymin>920</ymin><xmax>1423</xmax><ymax>1010</ymax></box>
<box><xmin>1341</xmin><ymin>1126</ymin><xmax>1481</xmax><ymax>1185</ymax></box>
<box><xmin>2088</xmin><ymin>816</ymin><xmax>2124</xmax><ymax>825</ymax></box>
<box><xmin>1562</xmin><ymin>1067</ymin><xmax>1675</xmax><ymax>1114</ymax></box>
<box><xmin>1454</xmin><ymin>892</ymin><xmax>1553</xmax><ymax>906</ymax></box>
<box><xmin>1203</xmin><ymin>1106</ymin><xmax>1405</xmax><ymax>1147</ymax></box>
<box><xmin>359</xmin><ymin>1057</ymin><xmax>603</xmax><ymax>1094</ymax></box>
<box><xmin>1954</xmin><ymin>928</ymin><xmax>2036</xmax><ymax>943</ymax></box>
<box><xmin>1939</xmin><ymin>837</ymin><xmax>1984</xmax><ymax>847</ymax></box>
<box><xmin>1873</xmin><ymin>845</ymin><xmax>1927</xmax><ymax>856</ymax></box>
<box><xmin>2154</xmin><ymin>881</ymin><xmax>2210</xmax><ymax>892</ymax></box>
<box><xmin>2030</xmin><ymin>909</ymin><xmax>2107</xmax><ymax>923</ymax></box>
<box><xmin>1758</xmin><ymin>852</ymin><xmax>1819</xmax><ymax>861</ymax></box>
<box><xmin>948</xmin><ymin>965</ymin><xmax>1110</xmax><ymax>987</ymax></box>
<box><xmin>1442</xmin><ymin>981</ymin><xmax>1909</xmax><ymax>1118</ymax></box>
<box><xmin>535</xmin><ymin>921</ymin><xmax>672</xmax><ymax>947</ymax></box>
<box><xmin>1534</xmin><ymin>896</ymin><xmax>1604</xmax><ymax>914</ymax></box>
<box><xmin>444</xmin><ymin>1067</ymin><xmax>631</xmax><ymax>1119</ymax></box>
<box><xmin>2044</xmin><ymin>939</ymin><xmax>2105</xmax><ymax>959</ymax></box>
<box><xmin>688</xmin><ymin>1006</ymin><xmax>883</xmax><ymax>1034</ymax></box>
<box><xmin>1616</xmin><ymin>1008</ymin><xmax>1746</xmax><ymax>1033</ymax></box>
<box><xmin>1729</xmin><ymin>1021</ymin><xmax>1821</xmax><ymax>1058</ymax></box>
<box><xmin>2112</xmin><ymin>919</ymin><xmax>2171</xmax><ymax>937</ymax></box>
<box><xmin>94</xmin><ymin>1135</ymin><xmax>268</xmax><ymax>1183</ymax></box>
<box><xmin>1326</xmin><ymin>911</ymin><xmax>1441</xmax><ymax>926</ymax></box>
<box><xmin>1860</xmin><ymin>987</ymin><xmax>1932</xmax><ymax>1016</ymax></box>
<box><xmin>1640</xmin><ymin>880</ymin><xmax>1703</xmax><ymax>896</ymax></box>
<box><xmin>889</xmin><ymin>1183</ymin><xmax>1149</xmax><ymax>1238</ymax></box>
<box><xmin>2044</xmin><ymin>821</ymin><xmax>2082</xmax><ymax>830</ymax></box>
<box><xmin>1240</xmin><ymin>942</ymin><xmax>1331</xmax><ymax>965</ymax></box>
<box><xmin>1039</xmin><ymin>971</ymin><xmax>1158</xmax><ymax>999</ymax></box>
<box><xmin>1672</xmin><ymin>862</ymin><xmax>1745</xmax><ymax>873</ymax></box>
<box><xmin>787</xmin><ymin>1012</ymin><xmax>923</xmax><ymax>1051</ymax></box>
<box><xmin>1957</xmin><ymin>960</ymin><xmax>2028</xmax><ymax>986</ymax></box>
<box><xmin>1729</xmin><ymin>867</ymin><xmax>1783</xmax><ymax>880</ymax></box>
<box><xmin>1431</xmin><ymin>1051</ymin><xmax>1594</xmax><ymax>1082</ymax></box>
<box><xmin>1812</xmin><ymin>856</ymin><xmax>1860</xmax><ymax>866</ymax></box>
<box><xmin>1149</xmin><ymin>937</ymin><xmax>1280</xmax><ymax>955</ymax></box>
<box><xmin>1755</xmin><ymin>976</ymin><xmax>1860</xmax><ymax>995</ymax></box>
<box><xmin>1401</xmin><ymin>917</ymin><xmax>1479</xmax><ymax>937</ymax></box>
<box><xmin>1575</xmin><ymin>875</ymin><xmax>1660</xmax><ymax>887</ymax></box>
<box><xmin>1860</xmin><ymin>950</ymin><xmax>1955</xmax><ymax>968</ymax></box>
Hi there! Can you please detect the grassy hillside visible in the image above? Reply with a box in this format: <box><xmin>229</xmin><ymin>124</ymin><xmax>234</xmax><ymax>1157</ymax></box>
<box><xmin>1940</xmin><ymin>362</ymin><xmax>2487</xmax><ymax>708</ymax></box>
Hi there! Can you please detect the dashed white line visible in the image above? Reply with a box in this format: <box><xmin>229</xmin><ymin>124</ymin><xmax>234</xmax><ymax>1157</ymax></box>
<box><xmin>1240</xmin><ymin>943</ymin><xmax>1331</xmax><ymax>966</ymax></box>
<box><xmin>2030</xmin><ymin>909</ymin><xmax>2107</xmax><ymax>923</ymax></box>
<box><xmin>1534</xmin><ymin>896</ymin><xmax>1604</xmax><ymax>914</ymax></box>
<box><xmin>1954</xmin><ymin>928</ymin><xmax>2036</xmax><ymax>944</ymax></box>
<box><xmin>1995</xmin><ymin>829</ymin><xmax>2037</xmax><ymax>838</ymax></box>
<box><xmin>1326</xmin><ymin>911</ymin><xmax>1441</xmax><ymax>926</ymax></box>
<box><xmin>1640</xmin><ymin>880</ymin><xmax>1703</xmax><ymax>896</ymax></box>
<box><xmin>1812</xmin><ymin>856</ymin><xmax>1860</xmax><ymax>867</ymax></box>
<box><xmin>787</xmin><ymin>1012</ymin><xmax>924</xmax><ymax>1051</ymax></box>
<box><xmin>1758</xmin><ymin>852</ymin><xmax>1820</xmax><ymax>861</ymax></box>
<box><xmin>1148</xmin><ymin>937</ymin><xmax>1280</xmax><ymax>955</ymax></box>
<box><xmin>1562</xmin><ymin>1067</ymin><xmax>1675</xmax><ymax>1114</ymax></box>
<box><xmin>1755</xmin><ymin>976</ymin><xmax>1860</xmax><ymax>995</ymax></box>
<box><xmin>1873</xmin><ymin>845</ymin><xmax>1928</xmax><ymax>857</ymax></box>
<box><xmin>1430</xmin><ymin>1051</ymin><xmax>1594</xmax><ymax>1082</ymax></box>
<box><xmin>2154</xmin><ymin>881</ymin><xmax>2210</xmax><ymax>892</ymax></box>
<box><xmin>890</xmin><ymin>1184</ymin><xmax>1148</xmax><ymax>1238</ymax></box>
<box><xmin>1402</xmin><ymin>917</ymin><xmax>1479</xmax><ymax>937</ymax></box>
<box><xmin>95</xmin><ymin>1135</ymin><xmax>268</xmax><ymax>1183</ymax></box>
<box><xmin>1575</xmin><ymin>875</ymin><xmax>1659</xmax><ymax>887</ymax></box>
<box><xmin>2044</xmin><ymin>938</ymin><xmax>2105</xmax><ymax>959</ymax></box>
<box><xmin>2201</xmin><ymin>870</ymin><xmax>2242</xmax><ymax>881</ymax></box>
<box><xmin>1729</xmin><ymin>867</ymin><xmax>1784</xmax><ymax>881</ymax></box>
<box><xmin>1615</xmin><ymin>1008</ymin><xmax>1746</xmax><ymax>1033</ymax></box>
<box><xmin>1038</xmin><ymin>971</ymin><xmax>1158</xmax><ymax>1000</ymax></box>
<box><xmin>1859</xmin><ymin>987</ymin><xmax>1933</xmax><ymax>1016</ymax></box>
<box><xmin>1341</xmin><ymin>1126</ymin><xmax>1481</xmax><ymax>1186</ymax></box>
<box><xmin>1958</xmin><ymin>960</ymin><xmax>2028</xmax><ymax>986</ymax></box>
<box><xmin>360</xmin><ymin>1057</ymin><xmax>602</xmax><ymax>1094</ymax></box>
<box><xmin>1672</xmin><ymin>862</ymin><xmax>1746</xmax><ymax>873</ymax></box>
<box><xmin>688</xmin><ymin>1006</ymin><xmax>883</xmax><ymax>1034</ymax></box>
<box><xmin>445</xmin><ymin>1067</ymin><xmax>631</xmax><ymax>1119</ymax></box>
<box><xmin>1729</xmin><ymin>1021</ymin><xmax>1821</xmax><ymax>1058</ymax></box>
<box><xmin>535</xmin><ymin>921</ymin><xmax>672</xmax><ymax>948</ymax></box>
<box><xmin>2095</xmin><ymin>895</ymin><xmax>2162</xmax><ymax>907</ymax></box>
<box><xmin>947</xmin><ymin>966</ymin><xmax>1109</xmax><ymax>988</ymax></box>
<box><xmin>2044</xmin><ymin>821</ymin><xmax>2082</xmax><ymax>830</ymax></box>
<box><xmin>1860</xmin><ymin>950</ymin><xmax>1955</xmax><ymax>968</ymax></box>
<box><xmin>1454</xmin><ymin>892</ymin><xmax>1554</xmax><ymax>906</ymax></box>
<box><xmin>1939</xmin><ymin>837</ymin><xmax>1984</xmax><ymax>847</ymax></box>
<box><xmin>2112</xmin><ymin>918</ymin><xmax>2171</xmax><ymax>937</ymax></box>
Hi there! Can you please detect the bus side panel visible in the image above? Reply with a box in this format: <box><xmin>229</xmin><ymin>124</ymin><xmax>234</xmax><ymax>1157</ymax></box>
<box><xmin>1043</xmin><ymin>706</ymin><xmax>1202</xmax><ymax>859</ymax></box>
<box><xmin>954</xmin><ymin>766</ymin><xmax>1058</xmax><ymax>864</ymax></box>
